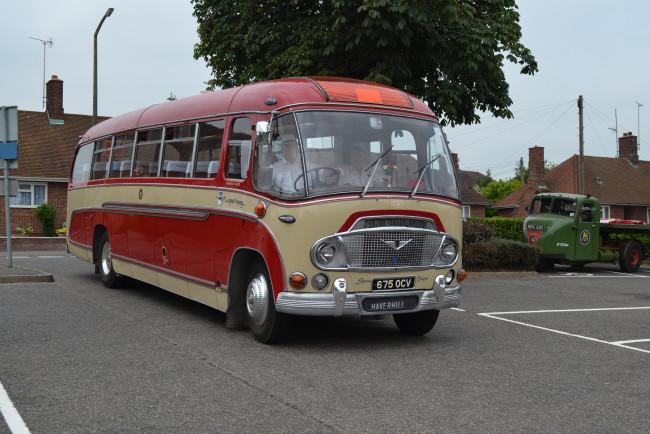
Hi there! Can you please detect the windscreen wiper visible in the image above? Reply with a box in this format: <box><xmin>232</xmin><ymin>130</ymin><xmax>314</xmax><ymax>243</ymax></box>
<box><xmin>409</xmin><ymin>154</ymin><xmax>440</xmax><ymax>197</ymax></box>
<box><xmin>361</xmin><ymin>144</ymin><xmax>394</xmax><ymax>197</ymax></box>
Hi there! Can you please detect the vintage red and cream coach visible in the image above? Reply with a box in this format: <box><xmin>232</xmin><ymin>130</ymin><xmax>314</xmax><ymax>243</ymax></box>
<box><xmin>67</xmin><ymin>77</ymin><xmax>466</xmax><ymax>343</ymax></box>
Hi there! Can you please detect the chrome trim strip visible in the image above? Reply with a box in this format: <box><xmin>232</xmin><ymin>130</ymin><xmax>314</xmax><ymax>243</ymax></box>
<box><xmin>111</xmin><ymin>253</ymin><xmax>217</xmax><ymax>288</ymax></box>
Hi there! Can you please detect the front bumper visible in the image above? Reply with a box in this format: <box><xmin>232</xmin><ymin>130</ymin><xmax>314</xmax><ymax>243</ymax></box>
<box><xmin>275</xmin><ymin>275</ymin><xmax>461</xmax><ymax>317</ymax></box>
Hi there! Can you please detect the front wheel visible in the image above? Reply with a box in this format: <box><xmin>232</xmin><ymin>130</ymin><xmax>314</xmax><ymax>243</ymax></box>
<box><xmin>619</xmin><ymin>239</ymin><xmax>644</xmax><ymax>273</ymax></box>
<box><xmin>245</xmin><ymin>261</ymin><xmax>289</xmax><ymax>344</ymax></box>
<box><xmin>393</xmin><ymin>310</ymin><xmax>440</xmax><ymax>335</ymax></box>
<box><xmin>97</xmin><ymin>232</ymin><xmax>120</xmax><ymax>288</ymax></box>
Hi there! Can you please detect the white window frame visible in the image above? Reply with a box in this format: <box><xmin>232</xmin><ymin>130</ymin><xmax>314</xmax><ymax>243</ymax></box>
<box><xmin>647</xmin><ymin>207</ymin><xmax>650</xmax><ymax>224</ymax></box>
<box><xmin>462</xmin><ymin>205</ymin><xmax>471</xmax><ymax>218</ymax></box>
<box><xmin>9</xmin><ymin>182</ymin><xmax>48</xmax><ymax>208</ymax></box>
<box><xmin>600</xmin><ymin>204</ymin><xmax>610</xmax><ymax>220</ymax></box>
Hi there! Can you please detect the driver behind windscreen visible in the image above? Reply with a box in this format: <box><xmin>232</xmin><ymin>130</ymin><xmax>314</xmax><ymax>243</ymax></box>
<box><xmin>271</xmin><ymin>135</ymin><xmax>303</xmax><ymax>192</ymax></box>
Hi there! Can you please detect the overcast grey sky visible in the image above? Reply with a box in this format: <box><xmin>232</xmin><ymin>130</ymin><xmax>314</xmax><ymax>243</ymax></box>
<box><xmin>2</xmin><ymin>1</ymin><xmax>649</xmax><ymax>180</ymax></box>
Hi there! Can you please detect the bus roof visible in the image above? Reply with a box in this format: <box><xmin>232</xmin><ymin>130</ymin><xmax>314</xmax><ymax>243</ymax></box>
<box><xmin>80</xmin><ymin>77</ymin><xmax>435</xmax><ymax>143</ymax></box>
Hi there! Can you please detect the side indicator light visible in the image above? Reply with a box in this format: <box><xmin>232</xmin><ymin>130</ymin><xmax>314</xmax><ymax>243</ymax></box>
<box><xmin>458</xmin><ymin>268</ymin><xmax>468</xmax><ymax>282</ymax></box>
<box><xmin>290</xmin><ymin>272</ymin><xmax>307</xmax><ymax>290</ymax></box>
<box><xmin>254</xmin><ymin>202</ymin><xmax>266</xmax><ymax>218</ymax></box>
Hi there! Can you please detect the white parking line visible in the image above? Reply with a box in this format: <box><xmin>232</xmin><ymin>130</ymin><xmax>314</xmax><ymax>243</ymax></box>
<box><xmin>0</xmin><ymin>380</ymin><xmax>30</xmax><ymax>434</ymax></box>
<box><xmin>479</xmin><ymin>307</ymin><xmax>650</xmax><ymax>355</ymax></box>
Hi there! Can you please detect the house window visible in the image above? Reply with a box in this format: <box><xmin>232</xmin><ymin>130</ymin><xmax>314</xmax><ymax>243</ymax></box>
<box><xmin>462</xmin><ymin>206</ymin><xmax>471</xmax><ymax>218</ymax></box>
<box><xmin>9</xmin><ymin>183</ymin><xmax>47</xmax><ymax>208</ymax></box>
<box><xmin>600</xmin><ymin>205</ymin><xmax>610</xmax><ymax>220</ymax></box>
<box><xmin>647</xmin><ymin>207</ymin><xmax>650</xmax><ymax>224</ymax></box>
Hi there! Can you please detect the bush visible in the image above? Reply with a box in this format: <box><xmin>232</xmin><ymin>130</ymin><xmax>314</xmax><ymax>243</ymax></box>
<box><xmin>466</xmin><ymin>217</ymin><xmax>525</xmax><ymax>242</ymax></box>
<box><xmin>33</xmin><ymin>203</ymin><xmax>58</xmax><ymax>237</ymax></box>
<box><xmin>609</xmin><ymin>233</ymin><xmax>650</xmax><ymax>259</ymax></box>
<box><xmin>463</xmin><ymin>239</ymin><xmax>540</xmax><ymax>272</ymax></box>
<box><xmin>463</xmin><ymin>219</ymin><xmax>495</xmax><ymax>245</ymax></box>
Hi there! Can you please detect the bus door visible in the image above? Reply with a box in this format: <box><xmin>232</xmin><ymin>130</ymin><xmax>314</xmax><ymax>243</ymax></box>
<box><xmin>573</xmin><ymin>201</ymin><xmax>598</xmax><ymax>261</ymax></box>
<box><xmin>211</xmin><ymin>117</ymin><xmax>253</xmax><ymax>286</ymax></box>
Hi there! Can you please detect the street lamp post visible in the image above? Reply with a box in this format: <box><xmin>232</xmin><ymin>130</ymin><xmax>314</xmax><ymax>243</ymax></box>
<box><xmin>93</xmin><ymin>7</ymin><xmax>114</xmax><ymax>125</ymax></box>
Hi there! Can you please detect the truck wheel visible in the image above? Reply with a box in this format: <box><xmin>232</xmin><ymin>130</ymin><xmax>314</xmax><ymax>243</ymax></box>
<box><xmin>245</xmin><ymin>260</ymin><xmax>289</xmax><ymax>344</ymax></box>
<box><xmin>393</xmin><ymin>310</ymin><xmax>439</xmax><ymax>335</ymax></box>
<box><xmin>536</xmin><ymin>258</ymin><xmax>554</xmax><ymax>272</ymax></box>
<box><xmin>97</xmin><ymin>232</ymin><xmax>120</xmax><ymax>288</ymax></box>
<box><xmin>619</xmin><ymin>240</ymin><xmax>643</xmax><ymax>273</ymax></box>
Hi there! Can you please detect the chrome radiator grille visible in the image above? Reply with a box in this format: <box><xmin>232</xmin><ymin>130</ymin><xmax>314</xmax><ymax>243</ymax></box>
<box><xmin>340</xmin><ymin>230</ymin><xmax>444</xmax><ymax>268</ymax></box>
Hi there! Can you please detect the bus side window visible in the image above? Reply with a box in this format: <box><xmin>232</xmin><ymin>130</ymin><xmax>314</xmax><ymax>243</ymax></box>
<box><xmin>134</xmin><ymin>129</ymin><xmax>163</xmax><ymax>177</ymax></box>
<box><xmin>71</xmin><ymin>142</ymin><xmax>94</xmax><ymax>185</ymax></box>
<box><xmin>226</xmin><ymin>117</ymin><xmax>252</xmax><ymax>180</ymax></box>
<box><xmin>194</xmin><ymin>120</ymin><xmax>224</xmax><ymax>178</ymax></box>
<box><xmin>91</xmin><ymin>138</ymin><xmax>112</xmax><ymax>180</ymax></box>
<box><xmin>109</xmin><ymin>133</ymin><xmax>135</xmax><ymax>178</ymax></box>
<box><xmin>162</xmin><ymin>125</ymin><xmax>195</xmax><ymax>177</ymax></box>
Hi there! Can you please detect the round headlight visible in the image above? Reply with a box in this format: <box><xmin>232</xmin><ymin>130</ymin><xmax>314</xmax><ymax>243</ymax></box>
<box><xmin>316</xmin><ymin>244</ymin><xmax>335</xmax><ymax>264</ymax></box>
<box><xmin>441</xmin><ymin>243</ymin><xmax>457</xmax><ymax>263</ymax></box>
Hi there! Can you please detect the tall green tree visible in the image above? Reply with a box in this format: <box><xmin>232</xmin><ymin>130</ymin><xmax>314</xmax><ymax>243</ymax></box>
<box><xmin>192</xmin><ymin>0</ymin><xmax>537</xmax><ymax>126</ymax></box>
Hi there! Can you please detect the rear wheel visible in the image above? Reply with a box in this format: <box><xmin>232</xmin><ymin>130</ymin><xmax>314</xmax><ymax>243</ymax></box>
<box><xmin>393</xmin><ymin>310</ymin><xmax>440</xmax><ymax>335</ymax></box>
<box><xmin>245</xmin><ymin>260</ymin><xmax>288</xmax><ymax>344</ymax></box>
<box><xmin>97</xmin><ymin>232</ymin><xmax>120</xmax><ymax>288</ymax></box>
<box><xmin>619</xmin><ymin>239</ymin><xmax>643</xmax><ymax>273</ymax></box>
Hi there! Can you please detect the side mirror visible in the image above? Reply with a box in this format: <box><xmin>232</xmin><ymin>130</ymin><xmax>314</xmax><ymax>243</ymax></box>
<box><xmin>256</xmin><ymin>121</ymin><xmax>271</xmax><ymax>142</ymax></box>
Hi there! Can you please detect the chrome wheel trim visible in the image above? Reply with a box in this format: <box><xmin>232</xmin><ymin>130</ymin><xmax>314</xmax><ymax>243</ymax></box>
<box><xmin>101</xmin><ymin>242</ymin><xmax>112</xmax><ymax>277</ymax></box>
<box><xmin>246</xmin><ymin>273</ymin><xmax>269</xmax><ymax>326</ymax></box>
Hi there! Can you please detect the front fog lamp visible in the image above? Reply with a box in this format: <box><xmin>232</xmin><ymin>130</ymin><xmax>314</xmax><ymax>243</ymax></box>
<box><xmin>312</xmin><ymin>273</ymin><xmax>329</xmax><ymax>291</ymax></box>
<box><xmin>440</xmin><ymin>243</ymin><xmax>457</xmax><ymax>263</ymax></box>
<box><xmin>445</xmin><ymin>269</ymin><xmax>455</xmax><ymax>284</ymax></box>
<box><xmin>316</xmin><ymin>244</ymin><xmax>336</xmax><ymax>265</ymax></box>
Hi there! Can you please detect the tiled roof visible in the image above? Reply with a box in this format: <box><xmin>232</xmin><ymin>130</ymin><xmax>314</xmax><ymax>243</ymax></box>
<box><xmin>493</xmin><ymin>153</ymin><xmax>650</xmax><ymax>217</ymax></box>
<box><xmin>457</xmin><ymin>170</ymin><xmax>491</xmax><ymax>205</ymax></box>
<box><xmin>15</xmin><ymin>111</ymin><xmax>109</xmax><ymax>179</ymax></box>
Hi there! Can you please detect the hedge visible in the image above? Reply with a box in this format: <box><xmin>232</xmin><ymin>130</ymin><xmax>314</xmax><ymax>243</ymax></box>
<box><xmin>466</xmin><ymin>217</ymin><xmax>525</xmax><ymax>242</ymax></box>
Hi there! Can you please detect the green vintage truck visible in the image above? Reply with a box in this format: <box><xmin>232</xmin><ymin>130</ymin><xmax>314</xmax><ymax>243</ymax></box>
<box><xmin>524</xmin><ymin>193</ymin><xmax>649</xmax><ymax>272</ymax></box>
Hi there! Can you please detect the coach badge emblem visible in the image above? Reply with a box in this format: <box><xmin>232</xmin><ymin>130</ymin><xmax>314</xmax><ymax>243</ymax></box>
<box><xmin>381</xmin><ymin>238</ymin><xmax>411</xmax><ymax>251</ymax></box>
<box><xmin>138</xmin><ymin>188</ymin><xmax>143</xmax><ymax>200</ymax></box>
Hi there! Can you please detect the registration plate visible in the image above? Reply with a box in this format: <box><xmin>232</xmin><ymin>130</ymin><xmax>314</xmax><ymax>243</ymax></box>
<box><xmin>372</xmin><ymin>276</ymin><xmax>415</xmax><ymax>291</ymax></box>
<box><xmin>362</xmin><ymin>295</ymin><xmax>419</xmax><ymax>312</ymax></box>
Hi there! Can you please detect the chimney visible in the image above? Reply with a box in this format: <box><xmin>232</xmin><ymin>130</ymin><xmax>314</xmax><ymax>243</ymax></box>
<box><xmin>528</xmin><ymin>146</ymin><xmax>545</xmax><ymax>183</ymax></box>
<box><xmin>618</xmin><ymin>132</ymin><xmax>639</xmax><ymax>164</ymax></box>
<box><xmin>46</xmin><ymin>75</ymin><xmax>64</xmax><ymax>122</ymax></box>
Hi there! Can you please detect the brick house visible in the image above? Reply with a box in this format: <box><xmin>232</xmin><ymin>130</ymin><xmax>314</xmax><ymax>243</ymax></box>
<box><xmin>451</xmin><ymin>153</ymin><xmax>492</xmax><ymax>217</ymax></box>
<box><xmin>0</xmin><ymin>75</ymin><xmax>108</xmax><ymax>235</ymax></box>
<box><xmin>493</xmin><ymin>137</ymin><xmax>650</xmax><ymax>221</ymax></box>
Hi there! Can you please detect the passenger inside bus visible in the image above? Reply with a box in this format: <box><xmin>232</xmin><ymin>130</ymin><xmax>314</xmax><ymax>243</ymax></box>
<box><xmin>335</xmin><ymin>144</ymin><xmax>386</xmax><ymax>187</ymax></box>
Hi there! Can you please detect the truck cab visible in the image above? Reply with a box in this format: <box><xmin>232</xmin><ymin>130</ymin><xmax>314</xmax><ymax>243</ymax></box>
<box><xmin>524</xmin><ymin>193</ymin><xmax>601</xmax><ymax>269</ymax></box>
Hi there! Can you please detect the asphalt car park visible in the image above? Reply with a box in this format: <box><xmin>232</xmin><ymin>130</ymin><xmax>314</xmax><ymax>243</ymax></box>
<box><xmin>1</xmin><ymin>254</ymin><xmax>649</xmax><ymax>432</ymax></box>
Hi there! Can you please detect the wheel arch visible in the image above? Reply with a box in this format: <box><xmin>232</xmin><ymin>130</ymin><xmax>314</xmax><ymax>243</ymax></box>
<box><xmin>92</xmin><ymin>224</ymin><xmax>108</xmax><ymax>265</ymax></box>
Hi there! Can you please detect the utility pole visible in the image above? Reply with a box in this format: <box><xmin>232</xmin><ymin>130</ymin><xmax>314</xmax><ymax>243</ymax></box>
<box><xmin>519</xmin><ymin>157</ymin><xmax>524</xmax><ymax>183</ymax></box>
<box><xmin>636</xmin><ymin>101</ymin><xmax>643</xmax><ymax>150</ymax></box>
<box><xmin>578</xmin><ymin>95</ymin><xmax>584</xmax><ymax>195</ymax></box>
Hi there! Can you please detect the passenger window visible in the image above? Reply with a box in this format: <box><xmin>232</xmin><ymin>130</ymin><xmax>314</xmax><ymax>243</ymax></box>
<box><xmin>91</xmin><ymin>138</ymin><xmax>112</xmax><ymax>180</ymax></box>
<box><xmin>71</xmin><ymin>143</ymin><xmax>93</xmax><ymax>185</ymax></box>
<box><xmin>109</xmin><ymin>133</ymin><xmax>135</xmax><ymax>178</ymax></box>
<box><xmin>162</xmin><ymin>125</ymin><xmax>195</xmax><ymax>177</ymax></box>
<box><xmin>194</xmin><ymin>120</ymin><xmax>224</xmax><ymax>178</ymax></box>
<box><xmin>133</xmin><ymin>129</ymin><xmax>163</xmax><ymax>177</ymax></box>
<box><xmin>226</xmin><ymin>117</ymin><xmax>252</xmax><ymax>179</ymax></box>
